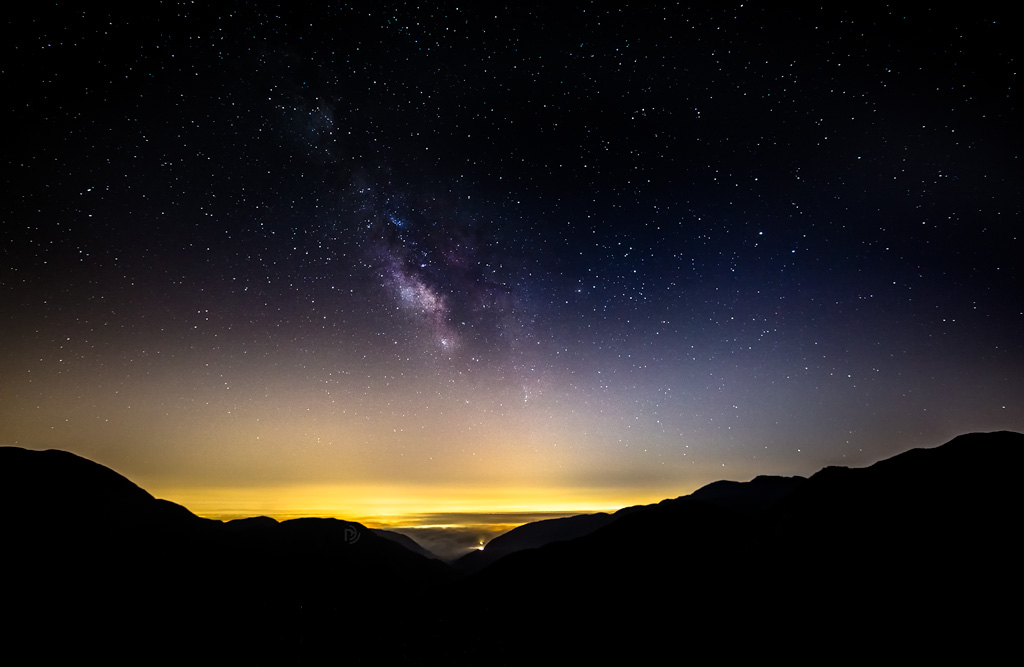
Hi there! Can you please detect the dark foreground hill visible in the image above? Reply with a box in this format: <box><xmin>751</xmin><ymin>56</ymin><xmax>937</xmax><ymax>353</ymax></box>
<box><xmin>453</xmin><ymin>473</ymin><xmax>806</xmax><ymax>575</ymax></box>
<box><xmin>1</xmin><ymin>448</ymin><xmax>451</xmax><ymax>664</ymax></box>
<box><xmin>443</xmin><ymin>431</ymin><xmax>1024</xmax><ymax>663</ymax></box>
<box><xmin>3</xmin><ymin>431</ymin><xmax>1022</xmax><ymax>664</ymax></box>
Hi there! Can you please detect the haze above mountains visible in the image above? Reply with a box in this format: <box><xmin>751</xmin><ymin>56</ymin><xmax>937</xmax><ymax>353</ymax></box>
<box><xmin>4</xmin><ymin>431</ymin><xmax>1021</xmax><ymax>664</ymax></box>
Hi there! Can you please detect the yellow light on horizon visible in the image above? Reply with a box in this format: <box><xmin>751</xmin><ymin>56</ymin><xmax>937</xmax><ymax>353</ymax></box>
<box><xmin>151</xmin><ymin>480</ymin><xmax>689</xmax><ymax>525</ymax></box>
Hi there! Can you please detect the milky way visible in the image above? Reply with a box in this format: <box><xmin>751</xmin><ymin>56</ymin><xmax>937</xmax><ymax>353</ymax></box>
<box><xmin>1</xmin><ymin>3</ymin><xmax>1021</xmax><ymax>518</ymax></box>
<box><xmin>353</xmin><ymin>176</ymin><xmax>530</xmax><ymax>363</ymax></box>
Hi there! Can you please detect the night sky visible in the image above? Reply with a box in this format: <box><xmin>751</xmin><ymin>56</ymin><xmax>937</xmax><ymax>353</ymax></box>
<box><xmin>3</xmin><ymin>3</ymin><xmax>1021</xmax><ymax>528</ymax></box>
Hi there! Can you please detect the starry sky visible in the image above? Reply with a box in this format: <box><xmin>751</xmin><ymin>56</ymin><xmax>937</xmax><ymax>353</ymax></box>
<box><xmin>2</xmin><ymin>3</ymin><xmax>1021</xmax><ymax>526</ymax></box>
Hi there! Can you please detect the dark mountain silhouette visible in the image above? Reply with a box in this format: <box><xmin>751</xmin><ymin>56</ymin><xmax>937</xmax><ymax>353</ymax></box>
<box><xmin>454</xmin><ymin>473</ymin><xmax>806</xmax><ymax>575</ymax></box>
<box><xmin>1</xmin><ymin>446</ymin><xmax>450</xmax><ymax>664</ymax></box>
<box><xmin>686</xmin><ymin>473</ymin><xmax>807</xmax><ymax>513</ymax></box>
<box><xmin>0</xmin><ymin>446</ymin><xmax>213</xmax><ymax>534</ymax></box>
<box><xmin>3</xmin><ymin>431</ymin><xmax>1021</xmax><ymax>664</ymax></box>
<box><xmin>444</xmin><ymin>431</ymin><xmax>1023</xmax><ymax>663</ymax></box>
<box><xmin>372</xmin><ymin>526</ymin><xmax>443</xmax><ymax>560</ymax></box>
<box><xmin>453</xmin><ymin>511</ymin><xmax>616</xmax><ymax>575</ymax></box>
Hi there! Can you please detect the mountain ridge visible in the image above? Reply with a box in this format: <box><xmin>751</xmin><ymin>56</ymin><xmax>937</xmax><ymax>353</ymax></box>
<box><xmin>2</xmin><ymin>430</ymin><xmax>1021</xmax><ymax>664</ymax></box>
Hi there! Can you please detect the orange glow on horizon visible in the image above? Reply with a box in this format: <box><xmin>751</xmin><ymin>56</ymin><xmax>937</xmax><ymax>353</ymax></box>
<box><xmin>153</xmin><ymin>481</ymin><xmax>690</xmax><ymax>525</ymax></box>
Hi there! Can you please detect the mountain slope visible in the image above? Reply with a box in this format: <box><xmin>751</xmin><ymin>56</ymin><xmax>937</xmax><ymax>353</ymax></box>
<box><xmin>2</xmin><ymin>432</ymin><xmax>1020</xmax><ymax>664</ymax></box>
<box><xmin>454</xmin><ymin>473</ymin><xmax>806</xmax><ymax>575</ymax></box>
<box><xmin>447</xmin><ymin>431</ymin><xmax>1023</xmax><ymax>663</ymax></box>
<box><xmin>0</xmin><ymin>446</ymin><xmax>450</xmax><ymax>664</ymax></box>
